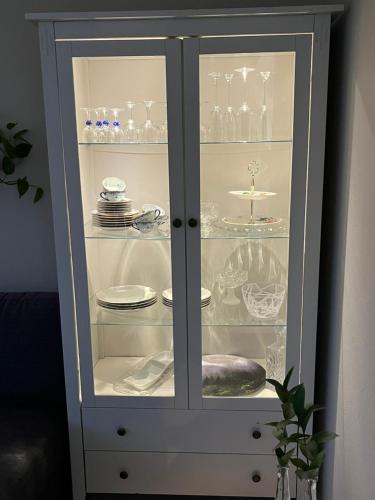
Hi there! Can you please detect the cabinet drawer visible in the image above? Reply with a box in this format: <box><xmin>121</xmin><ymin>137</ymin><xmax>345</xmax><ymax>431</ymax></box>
<box><xmin>82</xmin><ymin>408</ymin><xmax>279</xmax><ymax>454</ymax></box>
<box><xmin>85</xmin><ymin>451</ymin><xmax>284</xmax><ymax>496</ymax></box>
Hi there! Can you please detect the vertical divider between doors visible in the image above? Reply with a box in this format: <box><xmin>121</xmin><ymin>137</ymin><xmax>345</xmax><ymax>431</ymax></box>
<box><xmin>182</xmin><ymin>37</ymin><xmax>203</xmax><ymax>409</ymax></box>
<box><xmin>166</xmin><ymin>38</ymin><xmax>189</xmax><ymax>409</ymax></box>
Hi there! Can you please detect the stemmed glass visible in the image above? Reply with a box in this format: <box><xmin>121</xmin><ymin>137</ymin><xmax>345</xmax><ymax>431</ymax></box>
<box><xmin>140</xmin><ymin>100</ymin><xmax>159</xmax><ymax>143</ymax></box>
<box><xmin>208</xmin><ymin>72</ymin><xmax>223</xmax><ymax>142</ymax></box>
<box><xmin>81</xmin><ymin>107</ymin><xmax>96</xmax><ymax>143</ymax></box>
<box><xmin>223</xmin><ymin>73</ymin><xmax>237</xmax><ymax>142</ymax></box>
<box><xmin>94</xmin><ymin>107</ymin><xmax>106</xmax><ymax>143</ymax></box>
<box><xmin>235</xmin><ymin>66</ymin><xmax>255</xmax><ymax>142</ymax></box>
<box><xmin>109</xmin><ymin>108</ymin><xmax>124</xmax><ymax>143</ymax></box>
<box><xmin>101</xmin><ymin>107</ymin><xmax>111</xmax><ymax>142</ymax></box>
<box><xmin>157</xmin><ymin>102</ymin><xmax>168</xmax><ymax>143</ymax></box>
<box><xmin>258</xmin><ymin>71</ymin><xmax>272</xmax><ymax>141</ymax></box>
<box><xmin>123</xmin><ymin>101</ymin><xmax>138</xmax><ymax>143</ymax></box>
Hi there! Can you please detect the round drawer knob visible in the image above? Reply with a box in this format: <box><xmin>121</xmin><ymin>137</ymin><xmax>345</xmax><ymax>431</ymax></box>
<box><xmin>117</xmin><ymin>427</ymin><xmax>127</xmax><ymax>437</ymax></box>
<box><xmin>252</xmin><ymin>473</ymin><xmax>261</xmax><ymax>483</ymax></box>
<box><xmin>252</xmin><ymin>430</ymin><xmax>262</xmax><ymax>440</ymax></box>
<box><xmin>172</xmin><ymin>218</ymin><xmax>183</xmax><ymax>228</ymax></box>
<box><xmin>188</xmin><ymin>218</ymin><xmax>198</xmax><ymax>228</ymax></box>
<box><xmin>120</xmin><ymin>470</ymin><xmax>128</xmax><ymax>480</ymax></box>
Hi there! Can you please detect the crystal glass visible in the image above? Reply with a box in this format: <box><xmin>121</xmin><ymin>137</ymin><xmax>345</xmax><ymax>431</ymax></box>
<box><xmin>94</xmin><ymin>107</ymin><xmax>106</xmax><ymax>143</ymax></box>
<box><xmin>266</xmin><ymin>327</ymin><xmax>286</xmax><ymax>385</ymax></box>
<box><xmin>258</xmin><ymin>71</ymin><xmax>272</xmax><ymax>141</ymax></box>
<box><xmin>200</xmin><ymin>101</ymin><xmax>209</xmax><ymax>143</ymax></box>
<box><xmin>123</xmin><ymin>101</ymin><xmax>138</xmax><ymax>143</ymax></box>
<box><xmin>200</xmin><ymin>201</ymin><xmax>219</xmax><ymax>237</ymax></box>
<box><xmin>223</xmin><ymin>73</ymin><xmax>237</xmax><ymax>142</ymax></box>
<box><xmin>157</xmin><ymin>102</ymin><xmax>168</xmax><ymax>143</ymax></box>
<box><xmin>216</xmin><ymin>267</ymin><xmax>248</xmax><ymax>306</ymax></box>
<box><xmin>302</xmin><ymin>478</ymin><xmax>318</xmax><ymax>500</ymax></box>
<box><xmin>275</xmin><ymin>465</ymin><xmax>291</xmax><ymax>500</ymax></box>
<box><xmin>109</xmin><ymin>108</ymin><xmax>124</xmax><ymax>143</ymax></box>
<box><xmin>235</xmin><ymin>66</ymin><xmax>256</xmax><ymax>142</ymax></box>
<box><xmin>242</xmin><ymin>283</ymin><xmax>286</xmax><ymax>319</ymax></box>
<box><xmin>101</xmin><ymin>107</ymin><xmax>111</xmax><ymax>142</ymax></box>
<box><xmin>208</xmin><ymin>72</ymin><xmax>223</xmax><ymax>142</ymax></box>
<box><xmin>81</xmin><ymin>107</ymin><xmax>96</xmax><ymax>143</ymax></box>
<box><xmin>140</xmin><ymin>100</ymin><xmax>159</xmax><ymax>143</ymax></box>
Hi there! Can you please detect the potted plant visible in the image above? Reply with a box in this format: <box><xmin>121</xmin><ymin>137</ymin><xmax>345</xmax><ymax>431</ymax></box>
<box><xmin>265</xmin><ymin>368</ymin><xmax>337</xmax><ymax>500</ymax></box>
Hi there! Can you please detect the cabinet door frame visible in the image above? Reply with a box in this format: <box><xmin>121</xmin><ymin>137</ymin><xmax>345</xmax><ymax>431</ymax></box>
<box><xmin>55</xmin><ymin>38</ymin><xmax>188</xmax><ymax>409</ymax></box>
<box><xmin>183</xmin><ymin>34</ymin><xmax>313</xmax><ymax>411</ymax></box>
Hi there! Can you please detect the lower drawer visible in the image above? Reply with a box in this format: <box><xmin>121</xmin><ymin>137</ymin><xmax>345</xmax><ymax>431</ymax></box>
<box><xmin>85</xmin><ymin>451</ymin><xmax>284</xmax><ymax>496</ymax></box>
<box><xmin>82</xmin><ymin>408</ymin><xmax>278</xmax><ymax>454</ymax></box>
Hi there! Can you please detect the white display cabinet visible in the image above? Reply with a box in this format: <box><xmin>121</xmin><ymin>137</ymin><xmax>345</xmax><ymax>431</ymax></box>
<box><xmin>28</xmin><ymin>5</ymin><xmax>342</xmax><ymax>499</ymax></box>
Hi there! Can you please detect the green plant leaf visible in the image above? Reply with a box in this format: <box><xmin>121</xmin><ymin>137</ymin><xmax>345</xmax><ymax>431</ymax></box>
<box><xmin>302</xmin><ymin>404</ymin><xmax>325</xmax><ymax>430</ymax></box>
<box><xmin>293</xmin><ymin>384</ymin><xmax>306</xmax><ymax>427</ymax></box>
<box><xmin>4</xmin><ymin>141</ymin><xmax>16</xmax><ymax>159</ymax></box>
<box><xmin>312</xmin><ymin>431</ymin><xmax>338</xmax><ymax>444</ymax></box>
<box><xmin>288</xmin><ymin>432</ymin><xmax>310</xmax><ymax>442</ymax></box>
<box><xmin>290</xmin><ymin>457</ymin><xmax>309</xmax><ymax>470</ymax></box>
<box><xmin>13</xmin><ymin>129</ymin><xmax>29</xmax><ymax>140</ymax></box>
<box><xmin>282</xmin><ymin>401</ymin><xmax>295</xmax><ymax>420</ymax></box>
<box><xmin>15</xmin><ymin>142</ymin><xmax>32</xmax><ymax>158</ymax></box>
<box><xmin>310</xmin><ymin>450</ymin><xmax>325</xmax><ymax>469</ymax></box>
<box><xmin>266</xmin><ymin>379</ymin><xmax>289</xmax><ymax>403</ymax></box>
<box><xmin>6</xmin><ymin>122</ymin><xmax>17</xmax><ymax>130</ymax></box>
<box><xmin>2</xmin><ymin>156</ymin><xmax>15</xmax><ymax>175</ymax></box>
<box><xmin>283</xmin><ymin>367</ymin><xmax>294</xmax><ymax>390</ymax></box>
<box><xmin>33</xmin><ymin>187</ymin><xmax>44</xmax><ymax>203</ymax></box>
<box><xmin>300</xmin><ymin>439</ymin><xmax>319</xmax><ymax>461</ymax></box>
<box><xmin>296</xmin><ymin>468</ymin><xmax>320</xmax><ymax>481</ymax></box>
<box><xmin>17</xmin><ymin>177</ymin><xmax>29</xmax><ymax>197</ymax></box>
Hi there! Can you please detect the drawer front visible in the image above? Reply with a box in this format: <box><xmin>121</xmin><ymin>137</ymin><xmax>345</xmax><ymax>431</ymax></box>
<box><xmin>82</xmin><ymin>408</ymin><xmax>279</xmax><ymax>454</ymax></box>
<box><xmin>85</xmin><ymin>451</ymin><xmax>283</xmax><ymax>496</ymax></box>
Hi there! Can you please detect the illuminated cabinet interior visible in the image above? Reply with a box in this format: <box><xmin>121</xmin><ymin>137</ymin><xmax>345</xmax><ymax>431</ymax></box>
<box><xmin>30</xmin><ymin>6</ymin><xmax>342</xmax><ymax>499</ymax></box>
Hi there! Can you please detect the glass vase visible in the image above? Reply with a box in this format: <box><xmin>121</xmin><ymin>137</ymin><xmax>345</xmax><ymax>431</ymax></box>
<box><xmin>302</xmin><ymin>478</ymin><xmax>318</xmax><ymax>500</ymax></box>
<box><xmin>275</xmin><ymin>465</ymin><xmax>291</xmax><ymax>500</ymax></box>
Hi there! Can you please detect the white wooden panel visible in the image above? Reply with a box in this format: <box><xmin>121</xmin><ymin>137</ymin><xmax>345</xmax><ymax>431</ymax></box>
<box><xmin>85</xmin><ymin>451</ymin><xmax>282</xmax><ymax>496</ymax></box>
<box><xmin>82</xmin><ymin>408</ymin><xmax>280</xmax><ymax>454</ymax></box>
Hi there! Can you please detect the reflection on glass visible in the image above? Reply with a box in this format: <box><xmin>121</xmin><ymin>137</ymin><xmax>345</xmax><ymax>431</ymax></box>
<box><xmin>200</xmin><ymin>51</ymin><xmax>295</xmax><ymax>399</ymax></box>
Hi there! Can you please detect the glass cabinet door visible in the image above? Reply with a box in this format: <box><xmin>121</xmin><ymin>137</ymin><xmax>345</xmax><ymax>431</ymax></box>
<box><xmin>56</xmin><ymin>39</ymin><xmax>187</xmax><ymax>408</ymax></box>
<box><xmin>184</xmin><ymin>35</ymin><xmax>312</xmax><ymax>409</ymax></box>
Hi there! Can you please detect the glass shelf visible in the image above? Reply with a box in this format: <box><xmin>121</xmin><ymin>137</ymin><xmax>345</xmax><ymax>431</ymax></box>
<box><xmin>78</xmin><ymin>139</ymin><xmax>292</xmax><ymax>146</ymax></box>
<box><xmin>84</xmin><ymin>225</ymin><xmax>289</xmax><ymax>241</ymax></box>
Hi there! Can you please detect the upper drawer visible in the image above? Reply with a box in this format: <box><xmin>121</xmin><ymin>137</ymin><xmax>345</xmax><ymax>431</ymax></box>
<box><xmin>82</xmin><ymin>407</ymin><xmax>280</xmax><ymax>454</ymax></box>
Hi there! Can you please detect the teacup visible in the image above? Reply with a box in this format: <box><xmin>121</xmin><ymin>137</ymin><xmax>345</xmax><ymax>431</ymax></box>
<box><xmin>139</xmin><ymin>209</ymin><xmax>161</xmax><ymax>222</ymax></box>
<box><xmin>142</xmin><ymin>204</ymin><xmax>165</xmax><ymax>217</ymax></box>
<box><xmin>100</xmin><ymin>191</ymin><xmax>128</xmax><ymax>202</ymax></box>
<box><xmin>132</xmin><ymin>215</ymin><xmax>168</xmax><ymax>233</ymax></box>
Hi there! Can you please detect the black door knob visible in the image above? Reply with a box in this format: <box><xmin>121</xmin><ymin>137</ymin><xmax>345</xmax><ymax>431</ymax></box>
<box><xmin>117</xmin><ymin>427</ymin><xmax>127</xmax><ymax>437</ymax></box>
<box><xmin>252</xmin><ymin>430</ymin><xmax>261</xmax><ymax>440</ymax></box>
<box><xmin>120</xmin><ymin>470</ymin><xmax>128</xmax><ymax>480</ymax></box>
<box><xmin>252</xmin><ymin>473</ymin><xmax>261</xmax><ymax>483</ymax></box>
<box><xmin>188</xmin><ymin>218</ymin><xmax>198</xmax><ymax>228</ymax></box>
<box><xmin>172</xmin><ymin>218</ymin><xmax>182</xmax><ymax>228</ymax></box>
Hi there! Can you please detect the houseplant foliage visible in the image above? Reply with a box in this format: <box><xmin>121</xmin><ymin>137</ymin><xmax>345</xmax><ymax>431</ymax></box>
<box><xmin>265</xmin><ymin>368</ymin><xmax>337</xmax><ymax>499</ymax></box>
<box><xmin>0</xmin><ymin>122</ymin><xmax>43</xmax><ymax>203</ymax></box>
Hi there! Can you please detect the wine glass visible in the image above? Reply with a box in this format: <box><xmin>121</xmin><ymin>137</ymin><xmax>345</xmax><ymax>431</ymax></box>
<box><xmin>208</xmin><ymin>72</ymin><xmax>223</xmax><ymax>142</ymax></box>
<box><xmin>258</xmin><ymin>71</ymin><xmax>272</xmax><ymax>141</ymax></box>
<box><xmin>140</xmin><ymin>100</ymin><xmax>159</xmax><ymax>143</ymax></box>
<box><xmin>109</xmin><ymin>108</ymin><xmax>124</xmax><ymax>143</ymax></box>
<box><xmin>101</xmin><ymin>107</ymin><xmax>111</xmax><ymax>142</ymax></box>
<box><xmin>157</xmin><ymin>102</ymin><xmax>168</xmax><ymax>143</ymax></box>
<box><xmin>235</xmin><ymin>66</ymin><xmax>255</xmax><ymax>142</ymax></box>
<box><xmin>94</xmin><ymin>107</ymin><xmax>106</xmax><ymax>143</ymax></box>
<box><xmin>123</xmin><ymin>101</ymin><xmax>138</xmax><ymax>143</ymax></box>
<box><xmin>81</xmin><ymin>107</ymin><xmax>96</xmax><ymax>143</ymax></box>
<box><xmin>223</xmin><ymin>73</ymin><xmax>237</xmax><ymax>142</ymax></box>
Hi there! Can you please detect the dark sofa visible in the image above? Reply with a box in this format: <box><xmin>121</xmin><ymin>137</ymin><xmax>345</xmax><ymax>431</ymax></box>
<box><xmin>0</xmin><ymin>293</ymin><xmax>71</xmax><ymax>500</ymax></box>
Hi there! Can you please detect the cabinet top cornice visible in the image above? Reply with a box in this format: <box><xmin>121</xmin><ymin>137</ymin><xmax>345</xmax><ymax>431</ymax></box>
<box><xmin>26</xmin><ymin>5</ymin><xmax>344</xmax><ymax>22</ymax></box>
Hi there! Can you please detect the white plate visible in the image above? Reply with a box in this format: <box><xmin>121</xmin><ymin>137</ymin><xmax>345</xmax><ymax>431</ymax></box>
<box><xmin>96</xmin><ymin>285</ymin><xmax>157</xmax><ymax>305</ymax></box>
<box><xmin>92</xmin><ymin>209</ymin><xmax>140</xmax><ymax>217</ymax></box>
<box><xmin>102</xmin><ymin>177</ymin><xmax>126</xmax><ymax>192</ymax></box>
<box><xmin>229</xmin><ymin>190</ymin><xmax>277</xmax><ymax>201</ymax></box>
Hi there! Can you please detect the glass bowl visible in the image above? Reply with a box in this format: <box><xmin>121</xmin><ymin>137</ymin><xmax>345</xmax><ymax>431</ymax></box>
<box><xmin>242</xmin><ymin>283</ymin><xmax>286</xmax><ymax>319</ymax></box>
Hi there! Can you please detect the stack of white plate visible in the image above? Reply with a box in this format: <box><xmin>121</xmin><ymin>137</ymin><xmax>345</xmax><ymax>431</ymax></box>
<box><xmin>96</xmin><ymin>285</ymin><xmax>157</xmax><ymax>310</ymax></box>
<box><xmin>91</xmin><ymin>206</ymin><xmax>143</xmax><ymax>228</ymax></box>
<box><xmin>162</xmin><ymin>287</ymin><xmax>211</xmax><ymax>308</ymax></box>
<box><xmin>97</xmin><ymin>198</ymin><xmax>133</xmax><ymax>213</ymax></box>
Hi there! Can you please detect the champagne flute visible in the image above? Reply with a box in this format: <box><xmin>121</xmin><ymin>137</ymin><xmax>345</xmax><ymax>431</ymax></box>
<box><xmin>81</xmin><ymin>107</ymin><xmax>96</xmax><ymax>143</ymax></box>
<box><xmin>123</xmin><ymin>101</ymin><xmax>138</xmax><ymax>143</ymax></box>
<box><xmin>208</xmin><ymin>72</ymin><xmax>223</xmax><ymax>142</ymax></box>
<box><xmin>94</xmin><ymin>107</ymin><xmax>106</xmax><ymax>143</ymax></box>
<box><xmin>259</xmin><ymin>71</ymin><xmax>272</xmax><ymax>141</ymax></box>
<box><xmin>109</xmin><ymin>108</ymin><xmax>124</xmax><ymax>143</ymax></box>
<box><xmin>223</xmin><ymin>73</ymin><xmax>237</xmax><ymax>142</ymax></box>
<box><xmin>140</xmin><ymin>100</ymin><xmax>159</xmax><ymax>143</ymax></box>
<box><xmin>235</xmin><ymin>66</ymin><xmax>255</xmax><ymax>142</ymax></box>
